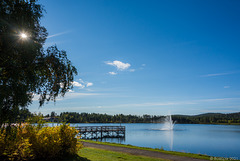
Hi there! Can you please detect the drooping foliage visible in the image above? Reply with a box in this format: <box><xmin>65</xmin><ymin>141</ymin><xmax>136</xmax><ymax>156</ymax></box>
<box><xmin>0</xmin><ymin>0</ymin><xmax>77</xmax><ymax>125</ymax></box>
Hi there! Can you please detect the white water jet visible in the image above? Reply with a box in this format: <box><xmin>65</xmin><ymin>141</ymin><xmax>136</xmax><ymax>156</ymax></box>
<box><xmin>161</xmin><ymin>114</ymin><xmax>175</xmax><ymax>150</ymax></box>
<box><xmin>161</xmin><ymin>114</ymin><xmax>175</xmax><ymax>131</ymax></box>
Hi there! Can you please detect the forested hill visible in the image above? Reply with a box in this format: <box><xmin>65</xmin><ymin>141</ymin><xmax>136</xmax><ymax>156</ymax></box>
<box><xmin>172</xmin><ymin>112</ymin><xmax>240</xmax><ymax>124</ymax></box>
<box><xmin>20</xmin><ymin>109</ymin><xmax>240</xmax><ymax>124</ymax></box>
<box><xmin>58</xmin><ymin>112</ymin><xmax>165</xmax><ymax>123</ymax></box>
<box><xmin>53</xmin><ymin>112</ymin><xmax>240</xmax><ymax>124</ymax></box>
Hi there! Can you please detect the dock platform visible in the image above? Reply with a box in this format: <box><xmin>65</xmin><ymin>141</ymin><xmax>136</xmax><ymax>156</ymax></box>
<box><xmin>75</xmin><ymin>126</ymin><xmax>125</xmax><ymax>139</ymax></box>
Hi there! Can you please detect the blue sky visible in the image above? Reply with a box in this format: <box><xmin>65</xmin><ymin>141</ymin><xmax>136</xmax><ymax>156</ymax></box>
<box><xmin>29</xmin><ymin>0</ymin><xmax>240</xmax><ymax>115</ymax></box>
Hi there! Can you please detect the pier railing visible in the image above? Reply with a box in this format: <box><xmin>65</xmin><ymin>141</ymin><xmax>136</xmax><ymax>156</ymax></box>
<box><xmin>75</xmin><ymin>126</ymin><xmax>125</xmax><ymax>139</ymax></box>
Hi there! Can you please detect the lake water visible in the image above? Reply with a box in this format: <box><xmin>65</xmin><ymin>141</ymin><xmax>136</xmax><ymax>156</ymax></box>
<box><xmin>66</xmin><ymin>123</ymin><xmax>240</xmax><ymax>158</ymax></box>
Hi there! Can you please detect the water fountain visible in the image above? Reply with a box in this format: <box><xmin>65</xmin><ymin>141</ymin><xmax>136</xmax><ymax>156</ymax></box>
<box><xmin>161</xmin><ymin>114</ymin><xmax>175</xmax><ymax>130</ymax></box>
<box><xmin>161</xmin><ymin>114</ymin><xmax>175</xmax><ymax>150</ymax></box>
<box><xmin>149</xmin><ymin>114</ymin><xmax>176</xmax><ymax>150</ymax></box>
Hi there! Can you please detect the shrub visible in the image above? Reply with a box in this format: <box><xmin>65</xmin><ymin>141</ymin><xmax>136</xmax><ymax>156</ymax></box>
<box><xmin>0</xmin><ymin>125</ymin><xmax>34</xmax><ymax>161</ymax></box>
<box><xmin>0</xmin><ymin>123</ymin><xmax>82</xmax><ymax>161</ymax></box>
<box><xmin>0</xmin><ymin>128</ymin><xmax>7</xmax><ymax>157</ymax></box>
<box><xmin>59</xmin><ymin>124</ymin><xmax>82</xmax><ymax>155</ymax></box>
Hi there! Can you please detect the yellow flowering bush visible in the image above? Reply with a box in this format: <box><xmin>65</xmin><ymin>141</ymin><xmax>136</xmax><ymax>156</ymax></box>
<box><xmin>59</xmin><ymin>124</ymin><xmax>82</xmax><ymax>155</ymax></box>
<box><xmin>0</xmin><ymin>123</ymin><xmax>82</xmax><ymax>161</ymax></box>
<box><xmin>0</xmin><ymin>128</ymin><xmax>7</xmax><ymax>157</ymax></box>
<box><xmin>0</xmin><ymin>125</ymin><xmax>34</xmax><ymax>161</ymax></box>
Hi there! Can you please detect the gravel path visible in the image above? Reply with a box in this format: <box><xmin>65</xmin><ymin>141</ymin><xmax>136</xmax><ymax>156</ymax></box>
<box><xmin>83</xmin><ymin>142</ymin><xmax>209</xmax><ymax>161</ymax></box>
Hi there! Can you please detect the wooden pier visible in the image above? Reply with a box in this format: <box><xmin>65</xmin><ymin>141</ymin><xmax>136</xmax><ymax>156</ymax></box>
<box><xmin>75</xmin><ymin>126</ymin><xmax>125</xmax><ymax>139</ymax></box>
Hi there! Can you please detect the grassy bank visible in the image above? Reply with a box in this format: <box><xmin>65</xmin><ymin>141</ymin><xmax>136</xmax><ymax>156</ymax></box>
<box><xmin>81</xmin><ymin>140</ymin><xmax>240</xmax><ymax>161</ymax></box>
<box><xmin>81</xmin><ymin>140</ymin><xmax>211</xmax><ymax>160</ymax></box>
<box><xmin>77</xmin><ymin>147</ymin><xmax>168</xmax><ymax>161</ymax></box>
<box><xmin>60</xmin><ymin>147</ymin><xmax>168</xmax><ymax>161</ymax></box>
<box><xmin>60</xmin><ymin>140</ymin><xmax>240</xmax><ymax>161</ymax></box>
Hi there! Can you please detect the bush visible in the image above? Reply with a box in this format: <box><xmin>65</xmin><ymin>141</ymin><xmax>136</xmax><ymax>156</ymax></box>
<box><xmin>0</xmin><ymin>123</ymin><xmax>82</xmax><ymax>161</ymax></box>
<box><xmin>0</xmin><ymin>125</ymin><xmax>34</xmax><ymax>161</ymax></box>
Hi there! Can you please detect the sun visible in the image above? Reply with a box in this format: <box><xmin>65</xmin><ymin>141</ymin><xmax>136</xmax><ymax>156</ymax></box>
<box><xmin>20</xmin><ymin>33</ymin><xmax>28</xmax><ymax>39</ymax></box>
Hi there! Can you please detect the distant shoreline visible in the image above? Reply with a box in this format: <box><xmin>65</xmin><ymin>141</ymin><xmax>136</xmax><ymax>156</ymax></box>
<box><xmin>47</xmin><ymin>122</ymin><xmax>240</xmax><ymax>125</ymax></box>
<box><xmin>19</xmin><ymin>109</ymin><xmax>240</xmax><ymax>125</ymax></box>
<box><xmin>42</xmin><ymin>112</ymin><xmax>240</xmax><ymax>125</ymax></box>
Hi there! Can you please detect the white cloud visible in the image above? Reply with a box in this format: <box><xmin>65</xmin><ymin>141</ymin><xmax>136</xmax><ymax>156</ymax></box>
<box><xmin>224</xmin><ymin>86</ymin><xmax>230</xmax><ymax>88</ymax></box>
<box><xmin>109</xmin><ymin>72</ymin><xmax>117</xmax><ymax>75</ymax></box>
<box><xmin>32</xmin><ymin>91</ymin><xmax>99</xmax><ymax>102</ymax></box>
<box><xmin>139</xmin><ymin>64</ymin><xmax>146</xmax><ymax>70</ymax></box>
<box><xmin>86</xmin><ymin>82</ymin><xmax>93</xmax><ymax>87</ymax></box>
<box><xmin>200</xmin><ymin>110</ymin><xmax>239</xmax><ymax>113</ymax></box>
<box><xmin>63</xmin><ymin>92</ymin><xmax>100</xmax><ymax>99</ymax></box>
<box><xmin>72</xmin><ymin>81</ymin><xmax>84</xmax><ymax>88</ymax></box>
<box><xmin>78</xmin><ymin>79</ymin><xmax>84</xmax><ymax>83</ymax></box>
<box><xmin>201</xmin><ymin>71</ymin><xmax>237</xmax><ymax>77</ymax></box>
<box><xmin>54</xmin><ymin>92</ymin><xmax>101</xmax><ymax>100</ymax></box>
<box><xmin>72</xmin><ymin>79</ymin><xmax>93</xmax><ymax>89</ymax></box>
<box><xmin>129</xmin><ymin>69</ymin><xmax>135</xmax><ymax>72</ymax></box>
<box><xmin>106</xmin><ymin>60</ymin><xmax>131</xmax><ymax>71</ymax></box>
<box><xmin>100</xmin><ymin>97</ymin><xmax>240</xmax><ymax>109</ymax></box>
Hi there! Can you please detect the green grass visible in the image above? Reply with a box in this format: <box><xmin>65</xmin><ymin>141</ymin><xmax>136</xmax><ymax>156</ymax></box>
<box><xmin>81</xmin><ymin>140</ymin><xmax>240</xmax><ymax>161</ymax></box>
<box><xmin>59</xmin><ymin>140</ymin><xmax>240</xmax><ymax>161</ymax></box>
<box><xmin>59</xmin><ymin>147</ymin><xmax>168</xmax><ymax>161</ymax></box>
<box><xmin>78</xmin><ymin>147</ymin><xmax>168</xmax><ymax>161</ymax></box>
<box><xmin>81</xmin><ymin>140</ymin><xmax>211</xmax><ymax>160</ymax></box>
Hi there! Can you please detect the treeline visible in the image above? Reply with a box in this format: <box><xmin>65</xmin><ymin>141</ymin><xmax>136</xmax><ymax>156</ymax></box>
<box><xmin>172</xmin><ymin>112</ymin><xmax>240</xmax><ymax>124</ymax></box>
<box><xmin>19</xmin><ymin>109</ymin><xmax>240</xmax><ymax>124</ymax></box>
<box><xmin>58</xmin><ymin>112</ymin><xmax>165</xmax><ymax>123</ymax></box>
<box><xmin>57</xmin><ymin>112</ymin><xmax>240</xmax><ymax>124</ymax></box>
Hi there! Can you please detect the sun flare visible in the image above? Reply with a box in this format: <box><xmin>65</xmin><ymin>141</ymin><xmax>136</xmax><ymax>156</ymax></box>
<box><xmin>20</xmin><ymin>33</ymin><xmax>28</xmax><ymax>39</ymax></box>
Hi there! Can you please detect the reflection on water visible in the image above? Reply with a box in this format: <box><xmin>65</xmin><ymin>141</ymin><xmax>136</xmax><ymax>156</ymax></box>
<box><xmin>52</xmin><ymin>123</ymin><xmax>240</xmax><ymax>158</ymax></box>
<box><xmin>92</xmin><ymin>137</ymin><xmax>125</xmax><ymax>144</ymax></box>
<box><xmin>163</xmin><ymin>130</ymin><xmax>174</xmax><ymax>151</ymax></box>
<box><xmin>150</xmin><ymin>128</ymin><xmax>174</xmax><ymax>151</ymax></box>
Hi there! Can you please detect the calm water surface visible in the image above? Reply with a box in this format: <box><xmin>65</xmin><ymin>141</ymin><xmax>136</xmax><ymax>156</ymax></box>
<box><xmin>68</xmin><ymin>123</ymin><xmax>240</xmax><ymax>158</ymax></box>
